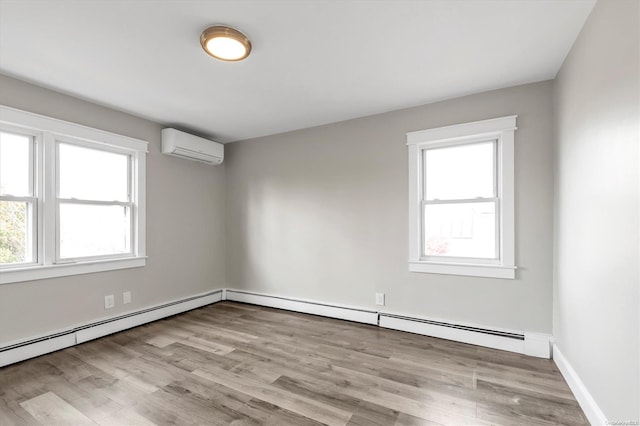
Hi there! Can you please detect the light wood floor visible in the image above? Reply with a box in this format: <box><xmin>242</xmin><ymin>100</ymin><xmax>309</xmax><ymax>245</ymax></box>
<box><xmin>0</xmin><ymin>302</ymin><xmax>587</xmax><ymax>426</ymax></box>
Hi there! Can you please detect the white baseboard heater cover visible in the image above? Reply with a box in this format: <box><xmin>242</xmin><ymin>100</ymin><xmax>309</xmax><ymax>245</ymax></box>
<box><xmin>226</xmin><ymin>289</ymin><xmax>550</xmax><ymax>358</ymax></box>
<box><xmin>379</xmin><ymin>312</ymin><xmax>551</xmax><ymax>358</ymax></box>
<box><xmin>1</xmin><ymin>288</ymin><xmax>551</xmax><ymax>366</ymax></box>
<box><xmin>0</xmin><ymin>290</ymin><xmax>223</xmax><ymax>367</ymax></box>
<box><xmin>225</xmin><ymin>289</ymin><xmax>379</xmax><ymax>325</ymax></box>
<box><xmin>379</xmin><ymin>312</ymin><xmax>524</xmax><ymax>353</ymax></box>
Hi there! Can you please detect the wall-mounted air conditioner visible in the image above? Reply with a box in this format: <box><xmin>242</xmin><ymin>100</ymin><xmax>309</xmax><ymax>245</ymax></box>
<box><xmin>161</xmin><ymin>128</ymin><xmax>224</xmax><ymax>165</ymax></box>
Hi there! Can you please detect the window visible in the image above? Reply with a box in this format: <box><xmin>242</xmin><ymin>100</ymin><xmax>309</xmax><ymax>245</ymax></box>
<box><xmin>407</xmin><ymin>116</ymin><xmax>516</xmax><ymax>279</ymax></box>
<box><xmin>57</xmin><ymin>142</ymin><xmax>132</xmax><ymax>260</ymax></box>
<box><xmin>0</xmin><ymin>106</ymin><xmax>147</xmax><ymax>284</ymax></box>
<box><xmin>0</xmin><ymin>130</ymin><xmax>37</xmax><ymax>266</ymax></box>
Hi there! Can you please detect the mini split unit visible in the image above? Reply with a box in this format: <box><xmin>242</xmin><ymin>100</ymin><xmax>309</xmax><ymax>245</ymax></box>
<box><xmin>161</xmin><ymin>128</ymin><xmax>224</xmax><ymax>165</ymax></box>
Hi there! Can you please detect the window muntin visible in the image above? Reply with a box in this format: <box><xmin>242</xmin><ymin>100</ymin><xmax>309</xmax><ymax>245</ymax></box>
<box><xmin>0</xmin><ymin>130</ymin><xmax>37</xmax><ymax>266</ymax></box>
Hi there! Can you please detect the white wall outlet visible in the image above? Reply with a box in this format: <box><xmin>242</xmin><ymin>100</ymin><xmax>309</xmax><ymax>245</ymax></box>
<box><xmin>375</xmin><ymin>292</ymin><xmax>385</xmax><ymax>306</ymax></box>
<box><xmin>123</xmin><ymin>291</ymin><xmax>131</xmax><ymax>305</ymax></box>
<box><xmin>104</xmin><ymin>294</ymin><xmax>115</xmax><ymax>309</ymax></box>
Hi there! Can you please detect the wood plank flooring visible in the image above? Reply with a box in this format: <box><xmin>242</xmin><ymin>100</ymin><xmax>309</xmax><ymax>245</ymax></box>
<box><xmin>0</xmin><ymin>302</ymin><xmax>588</xmax><ymax>425</ymax></box>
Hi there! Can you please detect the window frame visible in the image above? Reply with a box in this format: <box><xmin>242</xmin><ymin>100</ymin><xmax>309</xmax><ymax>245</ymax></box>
<box><xmin>0</xmin><ymin>105</ymin><xmax>147</xmax><ymax>284</ymax></box>
<box><xmin>406</xmin><ymin>116</ymin><xmax>517</xmax><ymax>279</ymax></box>
<box><xmin>422</xmin><ymin>139</ymin><xmax>500</xmax><ymax>264</ymax></box>
<box><xmin>0</xmin><ymin>126</ymin><xmax>40</xmax><ymax>267</ymax></box>
<box><xmin>55</xmin><ymin>138</ymin><xmax>135</xmax><ymax>263</ymax></box>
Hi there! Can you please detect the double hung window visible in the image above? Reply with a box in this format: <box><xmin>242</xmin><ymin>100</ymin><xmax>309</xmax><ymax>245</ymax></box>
<box><xmin>0</xmin><ymin>129</ymin><xmax>37</xmax><ymax>266</ymax></box>
<box><xmin>407</xmin><ymin>116</ymin><xmax>517</xmax><ymax>279</ymax></box>
<box><xmin>57</xmin><ymin>141</ymin><xmax>133</xmax><ymax>261</ymax></box>
<box><xmin>0</xmin><ymin>106</ymin><xmax>147</xmax><ymax>284</ymax></box>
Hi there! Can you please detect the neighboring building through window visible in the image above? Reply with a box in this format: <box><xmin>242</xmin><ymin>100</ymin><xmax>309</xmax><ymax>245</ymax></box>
<box><xmin>0</xmin><ymin>106</ymin><xmax>147</xmax><ymax>284</ymax></box>
<box><xmin>406</xmin><ymin>116</ymin><xmax>516</xmax><ymax>279</ymax></box>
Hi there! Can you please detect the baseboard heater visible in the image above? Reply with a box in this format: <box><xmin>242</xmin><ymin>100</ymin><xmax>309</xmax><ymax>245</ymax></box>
<box><xmin>0</xmin><ymin>289</ymin><xmax>223</xmax><ymax>366</ymax></box>
<box><xmin>1</xmin><ymin>288</ymin><xmax>551</xmax><ymax>366</ymax></box>
<box><xmin>378</xmin><ymin>312</ymin><xmax>532</xmax><ymax>355</ymax></box>
<box><xmin>226</xmin><ymin>289</ymin><xmax>550</xmax><ymax>357</ymax></box>
<box><xmin>379</xmin><ymin>312</ymin><xmax>524</xmax><ymax>339</ymax></box>
<box><xmin>225</xmin><ymin>289</ymin><xmax>379</xmax><ymax>325</ymax></box>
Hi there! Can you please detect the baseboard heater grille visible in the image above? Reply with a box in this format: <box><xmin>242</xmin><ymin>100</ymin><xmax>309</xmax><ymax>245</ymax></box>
<box><xmin>378</xmin><ymin>313</ymin><xmax>524</xmax><ymax>340</ymax></box>
<box><xmin>0</xmin><ymin>290</ymin><xmax>223</xmax><ymax>353</ymax></box>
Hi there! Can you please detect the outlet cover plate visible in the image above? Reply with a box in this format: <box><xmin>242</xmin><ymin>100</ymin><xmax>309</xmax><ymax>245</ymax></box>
<box><xmin>123</xmin><ymin>291</ymin><xmax>131</xmax><ymax>304</ymax></box>
<box><xmin>104</xmin><ymin>294</ymin><xmax>115</xmax><ymax>309</ymax></box>
<box><xmin>375</xmin><ymin>293</ymin><xmax>385</xmax><ymax>306</ymax></box>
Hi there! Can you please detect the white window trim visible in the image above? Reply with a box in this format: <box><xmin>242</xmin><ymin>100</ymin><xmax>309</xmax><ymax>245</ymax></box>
<box><xmin>406</xmin><ymin>115</ymin><xmax>517</xmax><ymax>279</ymax></box>
<box><xmin>0</xmin><ymin>105</ymin><xmax>148</xmax><ymax>284</ymax></box>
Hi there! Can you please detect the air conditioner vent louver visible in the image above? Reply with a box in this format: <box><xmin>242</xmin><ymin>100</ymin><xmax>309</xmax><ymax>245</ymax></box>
<box><xmin>161</xmin><ymin>128</ymin><xmax>223</xmax><ymax>165</ymax></box>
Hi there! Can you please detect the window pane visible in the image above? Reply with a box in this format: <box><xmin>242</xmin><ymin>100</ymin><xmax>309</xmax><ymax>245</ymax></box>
<box><xmin>425</xmin><ymin>141</ymin><xmax>495</xmax><ymax>200</ymax></box>
<box><xmin>0</xmin><ymin>131</ymin><xmax>32</xmax><ymax>196</ymax></box>
<box><xmin>424</xmin><ymin>202</ymin><xmax>496</xmax><ymax>259</ymax></box>
<box><xmin>59</xmin><ymin>204</ymin><xmax>130</xmax><ymax>259</ymax></box>
<box><xmin>0</xmin><ymin>200</ymin><xmax>34</xmax><ymax>264</ymax></box>
<box><xmin>59</xmin><ymin>143</ymin><xmax>129</xmax><ymax>202</ymax></box>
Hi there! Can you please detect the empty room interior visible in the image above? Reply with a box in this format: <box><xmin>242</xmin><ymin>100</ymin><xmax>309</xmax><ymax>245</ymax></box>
<box><xmin>0</xmin><ymin>0</ymin><xmax>638</xmax><ymax>425</ymax></box>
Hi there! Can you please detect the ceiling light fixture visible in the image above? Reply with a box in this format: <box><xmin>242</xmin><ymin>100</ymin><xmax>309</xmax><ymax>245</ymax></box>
<box><xmin>200</xmin><ymin>25</ymin><xmax>252</xmax><ymax>62</ymax></box>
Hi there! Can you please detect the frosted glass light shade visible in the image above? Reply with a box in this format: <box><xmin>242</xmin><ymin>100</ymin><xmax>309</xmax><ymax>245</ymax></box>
<box><xmin>200</xmin><ymin>26</ymin><xmax>251</xmax><ymax>61</ymax></box>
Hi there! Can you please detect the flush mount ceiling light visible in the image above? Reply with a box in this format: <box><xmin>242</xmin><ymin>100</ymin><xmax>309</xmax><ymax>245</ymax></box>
<box><xmin>200</xmin><ymin>25</ymin><xmax>251</xmax><ymax>61</ymax></box>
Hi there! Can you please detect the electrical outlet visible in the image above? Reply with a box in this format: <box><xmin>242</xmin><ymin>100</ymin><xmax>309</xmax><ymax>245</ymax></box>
<box><xmin>375</xmin><ymin>292</ymin><xmax>385</xmax><ymax>306</ymax></box>
<box><xmin>104</xmin><ymin>294</ymin><xmax>115</xmax><ymax>309</ymax></box>
<box><xmin>123</xmin><ymin>291</ymin><xmax>131</xmax><ymax>304</ymax></box>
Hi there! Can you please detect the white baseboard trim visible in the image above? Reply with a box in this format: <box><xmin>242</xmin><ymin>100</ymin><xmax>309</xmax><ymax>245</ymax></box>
<box><xmin>0</xmin><ymin>287</ymin><xmax>553</xmax><ymax>367</ymax></box>
<box><xmin>552</xmin><ymin>344</ymin><xmax>607</xmax><ymax>426</ymax></box>
<box><xmin>76</xmin><ymin>290</ymin><xmax>223</xmax><ymax>344</ymax></box>
<box><xmin>0</xmin><ymin>289</ymin><xmax>223</xmax><ymax>367</ymax></box>
<box><xmin>225</xmin><ymin>289</ymin><xmax>378</xmax><ymax>325</ymax></box>
<box><xmin>225</xmin><ymin>289</ymin><xmax>550</xmax><ymax>358</ymax></box>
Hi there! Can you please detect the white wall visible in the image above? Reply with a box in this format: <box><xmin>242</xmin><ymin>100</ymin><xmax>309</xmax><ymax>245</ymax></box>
<box><xmin>226</xmin><ymin>81</ymin><xmax>555</xmax><ymax>334</ymax></box>
<box><xmin>554</xmin><ymin>0</ymin><xmax>640</xmax><ymax>421</ymax></box>
<box><xmin>0</xmin><ymin>74</ymin><xmax>227</xmax><ymax>345</ymax></box>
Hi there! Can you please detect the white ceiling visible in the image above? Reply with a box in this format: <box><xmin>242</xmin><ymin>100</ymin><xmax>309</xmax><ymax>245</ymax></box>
<box><xmin>0</xmin><ymin>0</ymin><xmax>594</xmax><ymax>143</ymax></box>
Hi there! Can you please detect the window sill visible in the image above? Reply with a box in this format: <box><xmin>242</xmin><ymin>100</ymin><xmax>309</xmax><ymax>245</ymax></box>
<box><xmin>0</xmin><ymin>257</ymin><xmax>147</xmax><ymax>285</ymax></box>
<box><xmin>409</xmin><ymin>261</ymin><xmax>516</xmax><ymax>279</ymax></box>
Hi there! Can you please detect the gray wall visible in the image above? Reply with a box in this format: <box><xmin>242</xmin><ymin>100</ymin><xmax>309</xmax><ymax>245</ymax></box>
<box><xmin>554</xmin><ymin>0</ymin><xmax>639</xmax><ymax>421</ymax></box>
<box><xmin>0</xmin><ymin>74</ymin><xmax>226</xmax><ymax>345</ymax></box>
<box><xmin>2</xmin><ymin>2</ymin><xmax>637</xmax><ymax>418</ymax></box>
<box><xmin>226</xmin><ymin>81</ymin><xmax>555</xmax><ymax>333</ymax></box>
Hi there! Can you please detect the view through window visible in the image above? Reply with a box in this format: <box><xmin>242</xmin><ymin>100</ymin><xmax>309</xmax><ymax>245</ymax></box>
<box><xmin>0</xmin><ymin>131</ymin><xmax>35</xmax><ymax>265</ymax></box>
<box><xmin>57</xmin><ymin>142</ymin><xmax>132</xmax><ymax>260</ymax></box>
<box><xmin>423</xmin><ymin>141</ymin><xmax>497</xmax><ymax>260</ymax></box>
